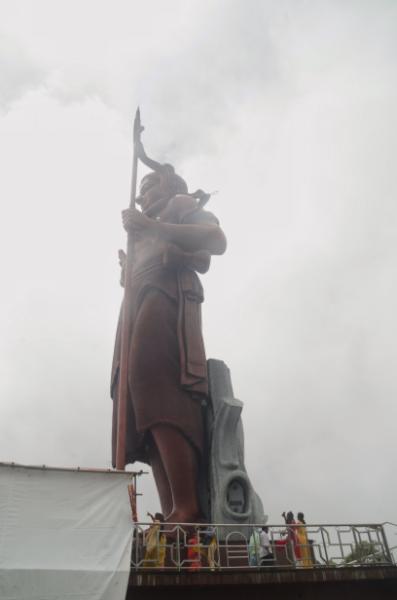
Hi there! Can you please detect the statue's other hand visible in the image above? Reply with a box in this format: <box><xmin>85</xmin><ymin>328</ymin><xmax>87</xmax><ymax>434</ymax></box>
<box><xmin>191</xmin><ymin>249</ymin><xmax>211</xmax><ymax>274</ymax></box>
<box><xmin>122</xmin><ymin>208</ymin><xmax>156</xmax><ymax>236</ymax></box>
<box><xmin>118</xmin><ymin>249</ymin><xmax>127</xmax><ymax>267</ymax></box>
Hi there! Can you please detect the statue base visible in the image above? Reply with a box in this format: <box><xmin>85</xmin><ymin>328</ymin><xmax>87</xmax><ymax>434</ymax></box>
<box><xmin>204</xmin><ymin>359</ymin><xmax>266</xmax><ymax>533</ymax></box>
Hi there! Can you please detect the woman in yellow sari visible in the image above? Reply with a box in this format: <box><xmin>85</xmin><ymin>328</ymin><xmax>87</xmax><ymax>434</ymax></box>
<box><xmin>143</xmin><ymin>513</ymin><xmax>166</xmax><ymax>568</ymax></box>
<box><xmin>296</xmin><ymin>512</ymin><xmax>312</xmax><ymax>567</ymax></box>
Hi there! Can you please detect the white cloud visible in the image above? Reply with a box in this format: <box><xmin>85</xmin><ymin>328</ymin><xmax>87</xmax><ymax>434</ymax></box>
<box><xmin>0</xmin><ymin>33</ymin><xmax>47</xmax><ymax>109</ymax></box>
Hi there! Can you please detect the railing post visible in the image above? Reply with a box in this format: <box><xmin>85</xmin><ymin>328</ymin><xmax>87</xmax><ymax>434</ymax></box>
<box><xmin>320</xmin><ymin>526</ymin><xmax>330</xmax><ymax>565</ymax></box>
<box><xmin>134</xmin><ymin>525</ymin><xmax>138</xmax><ymax>571</ymax></box>
<box><xmin>379</xmin><ymin>525</ymin><xmax>394</xmax><ymax>565</ymax></box>
<box><xmin>351</xmin><ymin>526</ymin><xmax>360</xmax><ymax>564</ymax></box>
<box><xmin>177</xmin><ymin>525</ymin><xmax>181</xmax><ymax>571</ymax></box>
<box><xmin>215</xmin><ymin>525</ymin><xmax>221</xmax><ymax>571</ymax></box>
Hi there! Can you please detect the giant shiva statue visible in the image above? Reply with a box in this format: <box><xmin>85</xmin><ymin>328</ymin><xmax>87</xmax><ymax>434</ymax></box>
<box><xmin>111</xmin><ymin>133</ymin><xmax>226</xmax><ymax>523</ymax></box>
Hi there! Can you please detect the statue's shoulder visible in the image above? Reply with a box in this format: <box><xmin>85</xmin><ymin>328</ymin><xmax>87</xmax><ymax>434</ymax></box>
<box><xmin>165</xmin><ymin>194</ymin><xmax>198</xmax><ymax>223</ymax></box>
<box><xmin>168</xmin><ymin>194</ymin><xmax>197</xmax><ymax>212</ymax></box>
<box><xmin>166</xmin><ymin>193</ymin><xmax>219</xmax><ymax>226</ymax></box>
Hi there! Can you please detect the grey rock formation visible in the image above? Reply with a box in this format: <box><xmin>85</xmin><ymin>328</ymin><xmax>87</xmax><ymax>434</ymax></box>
<box><xmin>206</xmin><ymin>359</ymin><xmax>267</xmax><ymax>535</ymax></box>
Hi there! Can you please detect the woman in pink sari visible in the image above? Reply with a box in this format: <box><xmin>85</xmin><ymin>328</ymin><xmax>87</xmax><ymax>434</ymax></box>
<box><xmin>277</xmin><ymin>511</ymin><xmax>301</xmax><ymax>565</ymax></box>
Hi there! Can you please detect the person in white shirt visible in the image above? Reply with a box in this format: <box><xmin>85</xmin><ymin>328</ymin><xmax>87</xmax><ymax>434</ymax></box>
<box><xmin>259</xmin><ymin>526</ymin><xmax>274</xmax><ymax>565</ymax></box>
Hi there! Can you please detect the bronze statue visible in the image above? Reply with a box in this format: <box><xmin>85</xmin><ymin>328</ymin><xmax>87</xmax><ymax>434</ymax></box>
<box><xmin>111</xmin><ymin>114</ymin><xmax>226</xmax><ymax>523</ymax></box>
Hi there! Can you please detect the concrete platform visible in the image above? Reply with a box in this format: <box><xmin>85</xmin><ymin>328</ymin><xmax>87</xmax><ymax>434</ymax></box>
<box><xmin>128</xmin><ymin>565</ymin><xmax>397</xmax><ymax>599</ymax></box>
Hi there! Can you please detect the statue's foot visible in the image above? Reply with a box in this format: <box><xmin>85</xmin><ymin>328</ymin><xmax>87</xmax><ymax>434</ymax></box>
<box><xmin>164</xmin><ymin>509</ymin><xmax>202</xmax><ymax>524</ymax></box>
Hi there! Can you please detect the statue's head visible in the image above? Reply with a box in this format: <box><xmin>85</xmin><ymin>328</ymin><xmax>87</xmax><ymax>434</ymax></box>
<box><xmin>137</xmin><ymin>164</ymin><xmax>188</xmax><ymax>212</ymax></box>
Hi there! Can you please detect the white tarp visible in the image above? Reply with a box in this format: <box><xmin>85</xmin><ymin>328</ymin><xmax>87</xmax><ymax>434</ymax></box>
<box><xmin>0</xmin><ymin>463</ymin><xmax>133</xmax><ymax>600</ymax></box>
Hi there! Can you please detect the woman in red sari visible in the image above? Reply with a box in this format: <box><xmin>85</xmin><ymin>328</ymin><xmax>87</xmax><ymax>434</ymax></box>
<box><xmin>187</xmin><ymin>528</ymin><xmax>202</xmax><ymax>571</ymax></box>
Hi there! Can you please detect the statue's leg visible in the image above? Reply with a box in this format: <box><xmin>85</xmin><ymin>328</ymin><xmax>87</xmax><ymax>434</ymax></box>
<box><xmin>148</xmin><ymin>438</ymin><xmax>173</xmax><ymax>518</ymax></box>
<box><xmin>151</xmin><ymin>424</ymin><xmax>201</xmax><ymax>523</ymax></box>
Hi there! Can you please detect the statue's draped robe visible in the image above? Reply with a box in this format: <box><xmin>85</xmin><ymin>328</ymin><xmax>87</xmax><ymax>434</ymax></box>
<box><xmin>111</xmin><ymin>195</ymin><xmax>219</xmax><ymax>466</ymax></box>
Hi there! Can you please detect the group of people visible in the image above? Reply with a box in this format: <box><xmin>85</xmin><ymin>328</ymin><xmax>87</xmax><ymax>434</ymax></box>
<box><xmin>248</xmin><ymin>526</ymin><xmax>274</xmax><ymax>566</ymax></box>
<box><xmin>186</xmin><ymin>526</ymin><xmax>218</xmax><ymax>571</ymax></box>
<box><xmin>140</xmin><ymin>510</ymin><xmax>312</xmax><ymax>569</ymax></box>
<box><xmin>277</xmin><ymin>511</ymin><xmax>312</xmax><ymax>567</ymax></box>
<box><xmin>249</xmin><ymin>511</ymin><xmax>312</xmax><ymax>567</ymax></box>
<box><xmin>141</xmin><ymin>513</ymin><xmax>217</xmax><ymax>570</ymax></box>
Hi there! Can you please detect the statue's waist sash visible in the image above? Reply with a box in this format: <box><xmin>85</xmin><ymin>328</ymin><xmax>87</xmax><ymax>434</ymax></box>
<box><xmin>177</xmin><ymin>269</ymin><xmax>208</xmax><ymax>396</ymax></box>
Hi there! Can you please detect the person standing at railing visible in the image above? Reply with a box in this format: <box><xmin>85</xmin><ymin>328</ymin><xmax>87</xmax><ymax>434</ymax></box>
<box><xmin>187</xmin><ymin>527</ymin><xmax>202</xmax><ymax>571</ymax></box>
<box><xmin>281</xmin><ymin>511</ymin><xmax>301</xmax><ymax>564</ymax></box>
<box><xmin>296</xmin><ymin>512</ymin><xmax>312</xmax><ymax>567</ymax></box>
<box><xmin>259</xmin><ymin>526</ymin><xmax>275</xmax><ymax>565</ymax></box>
<box><xmin>201</xmin><ymin>526</ymin><xmax>217</xmax><ymax>570</ymax></box>
<box><xmin>142</xmin><ymin>512</ymin><xmax>166</xmax><ymax>568</ymax></box>
<box><xmin>249</xmin><ymin>526</ymin><xmax>275</xmax><ymax>566</ymax></box>
<box><xmin>249</xmin><ymin>528</ymin><xmax>261</xmax><ymax>566</ymax></box>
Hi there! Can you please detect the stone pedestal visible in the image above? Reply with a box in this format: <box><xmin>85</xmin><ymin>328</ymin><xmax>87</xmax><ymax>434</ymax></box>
<box><xmin>206</xmin><ymin>359</ymin><xmax>266</xmax><ymax>535</ymax></box>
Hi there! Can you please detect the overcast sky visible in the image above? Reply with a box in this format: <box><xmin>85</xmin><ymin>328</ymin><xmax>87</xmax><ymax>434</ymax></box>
<box><xmin>1</xmin><ymin>0</ymin><xmax>396</xmax><ymax>527</ymax></box>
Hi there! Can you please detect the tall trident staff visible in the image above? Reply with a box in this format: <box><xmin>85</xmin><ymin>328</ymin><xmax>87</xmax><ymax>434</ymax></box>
<box><xmin>116</xmin><ymin>108</ymin><xmax>144</xmax><ymax>470</ymax></box>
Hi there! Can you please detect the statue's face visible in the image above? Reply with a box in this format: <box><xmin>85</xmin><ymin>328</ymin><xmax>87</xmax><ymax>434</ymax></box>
<box><xmin>137</xmin><ymin>173</ymin><xmax>162</xmax><ymax>211</ymax></box>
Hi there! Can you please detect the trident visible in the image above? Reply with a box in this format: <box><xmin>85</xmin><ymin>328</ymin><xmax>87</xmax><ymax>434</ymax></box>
<box><xmin>115</xmin><ymin>108</ymin><xmax>144</xmax><ymax>470</ymax></box>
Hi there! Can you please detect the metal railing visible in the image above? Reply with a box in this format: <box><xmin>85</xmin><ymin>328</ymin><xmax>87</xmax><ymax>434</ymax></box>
<box><xmin>131</xmin><ymin>522</ymin><xmax>396</xmax><ymax>571</ymax></box>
